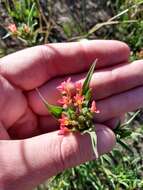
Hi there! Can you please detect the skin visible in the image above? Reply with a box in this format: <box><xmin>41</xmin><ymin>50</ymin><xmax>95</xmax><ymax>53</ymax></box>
<box><xmin>0</xmin><ymin>40</ymin><xmax>142</xmax><ymax>190</ymax></box>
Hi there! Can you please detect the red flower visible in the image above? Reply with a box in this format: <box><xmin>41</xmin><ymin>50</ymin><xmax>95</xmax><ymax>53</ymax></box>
<box><xmin>90</xmin><ymin>100</ymin><xmax>100</xmax><ymax>113</ymax></box>
<box><xmin>8</xmin><ymin>24</ymin><xmax>17</xmax><ymax>33</ymax></box>
<box><xmin>58</xmin><ymin>126</ymin><xmax>70</xmax><ymax>135</ymax></box>
<box><xmin>75</xmin><ymin>82</ymin><xmax>82</xmax><ymax>92</ymax></box>
<box><xmin>58</xmin><ymin>115</ymin><xmax>70</xmax><ymax>127</ymax></box>
<box><xmin>57</xmin><ymin>77</ymin><xmax>72</xmax><ymax>94</ymax></box>
<box><xmin>58</xmin><ymin>114</ymin><xmax>70</xmax><ymax>135</ymax></box>
<box><xmin>74</xmin><ymin>94</ymin><xmax>84</xmax><ymax>106</ymax></box>
<box><xmin>58</xmin><ymin>96</ymin><xmax>72</xmax><ymax>108</ymax></box>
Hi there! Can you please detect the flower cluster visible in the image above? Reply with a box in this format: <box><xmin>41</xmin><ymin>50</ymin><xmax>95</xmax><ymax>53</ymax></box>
<box><xmin>8</xmin><ymin>23</ymin><xmax>31</xmax><ymax>36</ymax></box>
<box><xmin>4</xmin><ymin>23</ymin><xmax>35</xmax><ymax>46</ymax></box>
<box><xmin>57</xmin><ymin>77</ymin><xmax>99</xmax><ymax>135</ymax></box>
<box><xmin>37</xmin><ymin>61</ymin><xmax>99</xmax><ymax>157</ymax></box>
<box><xmin>37</xmin><ymin>60</ymin><xmax>140</xmax><ymax>158</ymax></box>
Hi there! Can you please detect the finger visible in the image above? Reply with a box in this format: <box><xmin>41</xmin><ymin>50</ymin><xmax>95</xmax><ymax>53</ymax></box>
<box><xmin>92</xmin><ymin>60</ymin><xmax>143</xmax><ymax>100</ymax></box>
<box><xmin>0</xmin><ymin>40</ymin><xmax>129</xmax><ymax>90</ymax></box>
<box><xmin>8</xmin><ymin>108</ymin><xmax>40</xmax><ymax>139</ymax></box>
<box><xmin>103</xmin><ymin>114</ymin><xmax>125</xmax><ymax>129</ymax></box>
<box><xmin>94</xmin><ymin>86</ymin><xmax>143</xmax><ymax>122</ymax></box>
<box><xmin>0</xmin><ymin>76</ymin><xmax>39</xmax><ymax>139</ymax></box>
<box><xmin>28</xmin><ymin>60</ymin><xmax>143</xmax><ymax>115</ymax></box>
<box><xmin>0</xmin><ymin>124</ymin><xmax>115</xmax><ymax>190</ymax></box>
<box><xmin>39</xmin><ymin>115</ymin><xmax>59</xmax><ymax>133</ymax></box>
<box><xmin>0</xmin><ymin>76</ymin><xmax>27</xmax><ymax>129</ymax></box>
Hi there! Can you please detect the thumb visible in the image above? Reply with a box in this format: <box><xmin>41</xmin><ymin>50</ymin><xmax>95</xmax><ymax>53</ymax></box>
<box><xmin>0</xmin><ymin>124</ymin><xmax>115</xmax><ymax>190</ymax></box>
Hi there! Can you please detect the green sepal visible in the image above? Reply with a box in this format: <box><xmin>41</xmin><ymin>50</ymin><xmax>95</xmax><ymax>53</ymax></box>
<box><xmin>81</xmin><ymin>107</ymin><xmax>88</xmax><ymax>115</ymax></box>
<box><xmin>67</xmin><ymin>108</ymin><xmax>75</xmax><ymax>117</ymax></box>
<box><xmin>36</xmin><ymin>88</ymin><xmax>63</xmax><ymax>118</ymax></box>
<box><xmin>82</xmin><ymin>59</ymin><xmax>97</xmax><ymax>95</ymax></box>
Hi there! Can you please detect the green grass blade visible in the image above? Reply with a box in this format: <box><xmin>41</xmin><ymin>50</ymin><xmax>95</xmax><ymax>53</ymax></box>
<box><xmin>121</xmin><ymin>110</ymin><xmax>140</xmax><ymax>127</ymax></box>
<box><xmin>27</xmin><ymin>3</ymin><xmax>36</xmax><ymax>27</ymax></box>
<box><xmin>117</xmin><ymin>138</ymin><xmax>134</xmax><ymax>154</ymax></box>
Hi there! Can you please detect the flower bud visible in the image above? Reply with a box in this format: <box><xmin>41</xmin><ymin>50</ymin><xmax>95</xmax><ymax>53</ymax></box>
<box><xmin>78</xmin><ymin>115</ymin><xmax>86</xmax><ymax>124</ymax></box>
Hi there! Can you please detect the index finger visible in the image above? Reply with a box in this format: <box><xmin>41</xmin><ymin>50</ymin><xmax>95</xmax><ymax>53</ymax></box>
<box><xmin>0</xmin><ymin>40</ymin><xmax>130</xmax><ymax>90</ymax></box>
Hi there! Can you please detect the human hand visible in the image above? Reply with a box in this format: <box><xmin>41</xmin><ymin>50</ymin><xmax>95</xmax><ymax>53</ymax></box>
<box><xmin>0</xmin><ymin>40</ymin><xmax>139</xmax><ymax>190</ymax></box>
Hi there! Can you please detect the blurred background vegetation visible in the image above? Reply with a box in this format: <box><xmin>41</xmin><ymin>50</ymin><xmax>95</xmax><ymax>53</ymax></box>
<box><xmin>0</xmin><ymin>0</ymin><xmax>143</xmax><ymax>189</ymax></box>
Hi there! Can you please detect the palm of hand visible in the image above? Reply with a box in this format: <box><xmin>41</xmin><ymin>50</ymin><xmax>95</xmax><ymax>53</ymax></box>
<box><xmin>0</xmin><ymin>40</ymin><xmax>130</xmax><ymax>140</ymax></box>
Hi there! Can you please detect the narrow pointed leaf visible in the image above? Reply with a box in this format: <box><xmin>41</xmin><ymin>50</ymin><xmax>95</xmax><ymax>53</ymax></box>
<box><xmin>82</xmin><ymin>59</ymin><xmax>97</xmax><ymax>95</ymax></box>
<box><xmin>85</xmin><ymin>88</ymin><xmax>92</xmax><ymax>100</ymax></box>
<box><xmin>117</xmin><ymin>138</ymin><xmax>134</xmax><ymax>154</ymax></box>
<box><xmin>27</xmin><ymin>3</ymin><xmax>36</xmax><ymax>27</ymax></box>
<box><xmin>36</xmin><ymin>88</ymin><xmax>63</xmax><ymax>118</ymax></box>
<box><xmin>89</xmin><ymin>131</ymin><xmax>98</xmax><ymax>158</ymax></box>
<box><xmin>84</xmin><ymin>88</ymin><xmax>92</xmax><ymax>106</ymax></box>
<box><xmin>83</xmin><ymin>130</ymin><xmax>98</xmax><ymax>158</ymax></box>
<box><xmin>121</xmin><ymin>110</ymin><xmax>140</xmax><ymax>127</ymax></box>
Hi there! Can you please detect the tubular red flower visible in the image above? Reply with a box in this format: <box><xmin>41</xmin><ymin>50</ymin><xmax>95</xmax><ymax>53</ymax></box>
<box><xmin>58</xmin><ymin>115</ymin><xmax>70</xmax><ymax>126</ymax></box>
<box><xmin>58</xmin><ymin>96</ymin><xmax>72</xmax><ymax>108</ymax></box>
<box><xmin>75</xmin><ymin>82</ymin><xmax>82</xmax><ymax>92</ymax></box>
<box><xmin>74</xmin><ymin>94</ymin><xmax>84</xmax><ymax>106</ymax></box>
<box><xmin>58</xmin><ymin>126</ymin><xmax>70</xmax><ymax>135</ymax></box>
<box><xmin>57</xmin><ymin>77</ymin><xmax>72</xmax><ymax>95</ymax></box>
<box><xmin>90</xmin><ymin>100</ymin><xmax>100</xmax><ymax>113</ymax></box>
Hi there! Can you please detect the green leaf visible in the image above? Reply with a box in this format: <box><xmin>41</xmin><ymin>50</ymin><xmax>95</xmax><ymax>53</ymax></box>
<box><xmin>84</xmin><ymin>88</ymin><xmax>92</xmax><ymax>106</ymax></box>
<box><xmin>67</xmin><ymin>108</ymin><xmax>76</xmax><ymax>119</ymax></box>
<box><xmin>83</xmin><ymin>130</ymin><xmax>98</xmax><ymax>158</ymax></box>
<box><xmin>82</xmin><ymin>59</ymin><xmax>97</xmax><ymax>95</ymax></box>
<box><xmin>27</xmin><ymin>3</ymin><xmax>36</xmax><ymax>27</ymax></box>
<box><xmin>121</xmin><ymin>110</ymin><xmax>140</xmax><ymax>127</ymax></box>
<box><xmin>89</xmin><ymin>131</ymin><xmax>98</xmax><ymax>158</ymax></box>
<box><xmin>102</xmin><ymin>155</ymin><xmax>113</xmax><ymax>165</ymax></box>
<box><xmin>117</xmin><ymin>138</ymin><xmax>134</xmax><ymax>154</ymax></box>
<box><xmin>36</xmin><ymin>88</ymin><xmax>63</xmax><ymax>118</ymax></box>
<box><xmin>85</xmin><ymin>88</ymin><xmax>92</xmax><ymax>100</ymax></box>
<box><xmin>117</xmin><ymin>128</ymin><xmax>132</xmax><ymax>139</ymax></box>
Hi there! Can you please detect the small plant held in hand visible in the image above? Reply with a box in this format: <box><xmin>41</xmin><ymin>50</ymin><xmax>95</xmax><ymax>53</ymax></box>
<box><xmin>37</xmin><ymin>60</ymin><xmax>100</xmax><ymax>158</ymax></box>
